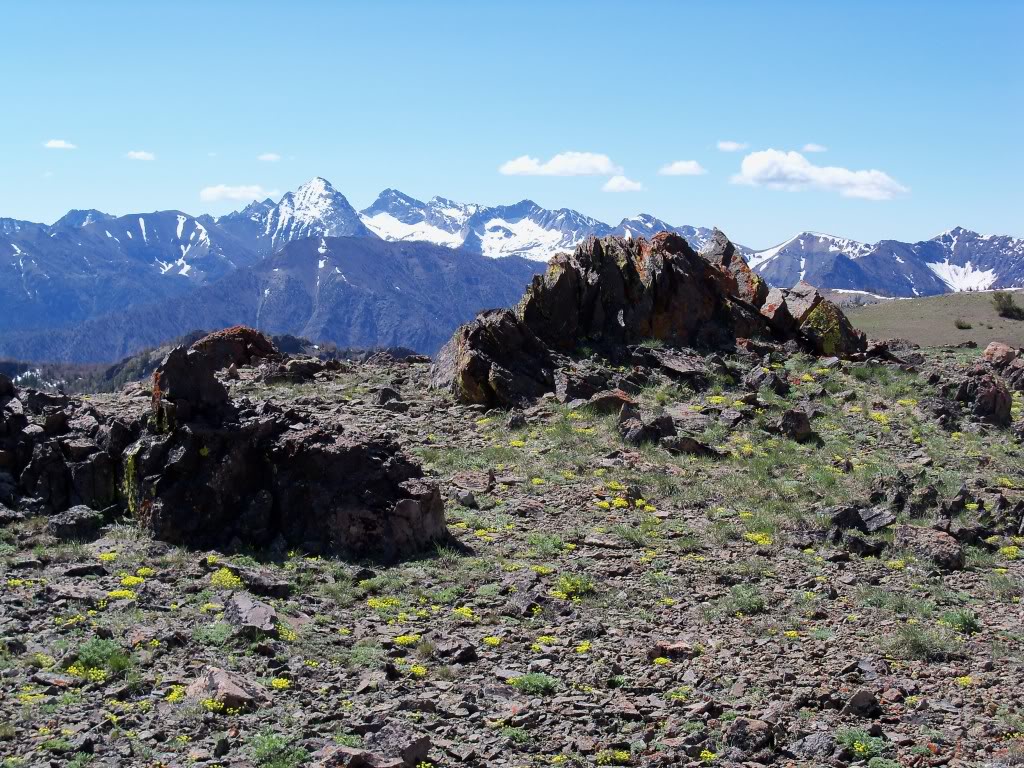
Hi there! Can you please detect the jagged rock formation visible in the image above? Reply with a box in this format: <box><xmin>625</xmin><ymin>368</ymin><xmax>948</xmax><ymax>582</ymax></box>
<box><xmin>433</xmin><ymin>231</ymin><xmax>866</xmax><ymax>406</ymax></box>
<box><xmin>2</xmin><ymin>327</ymin><xmax>448</xmax><ymax>560</ymax></box>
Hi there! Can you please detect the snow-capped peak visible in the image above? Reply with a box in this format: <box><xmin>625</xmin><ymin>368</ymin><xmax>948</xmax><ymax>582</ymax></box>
<box><xmin>278</xmin><ymin>177</ymin><xmax>346</xmax><ymax>225</ymax></box>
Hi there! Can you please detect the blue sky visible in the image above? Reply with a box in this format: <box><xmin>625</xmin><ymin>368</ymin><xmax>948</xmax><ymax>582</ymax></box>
<box><xmin>2</xmin><ymin>0</ymin><xmax>1021</xmax><ymax>248</ymax></box>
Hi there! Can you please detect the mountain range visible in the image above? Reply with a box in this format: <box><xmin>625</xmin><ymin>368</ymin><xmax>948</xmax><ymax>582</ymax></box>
<box><xmin>749</xmin><ymin>228</ymin><xmax>1024</xmax><ymax>298</ymax></box>
<box><xmin>1</xmin><ymin>176</ymin><xmax>1022</xmax><ymax>362</ymax></box>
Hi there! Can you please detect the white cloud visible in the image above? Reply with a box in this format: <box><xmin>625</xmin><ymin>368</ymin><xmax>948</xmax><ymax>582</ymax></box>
<box><xmin>802</xmin><ymin>143</ymin><xmax>828</xmax><ymax>153</ymax></box>
<box><xmin>602</xmin><ymin>175</ymin><xmax>644</xmax><ymax>192</ymax></box>
<box><xmin>731</xmin><ymin>149</ymin><xmax>908</xmax><ymax>201</ymax></box>
<box><xmin>44</xmin><ymin>139</ymin><xmax>76</xmax><ymax>150</ymax></box>
<box><xmin>499</xmin><ymin>151</ymin><xmax>622</xmax><ymax>176</ymax></box>
<box><xmin>125</xmin><ymin>150</ymin><xmax>155</xmax><ymax>161</ymax></box>
<box><xmin>257</xmin><ymin>152</ymin><xmax>281</xmax><ymax>162</ymax></box>
<box><xmin>716</xmin><ymin>140</ymin><xmax>748</xmax><ymax>152</ymax></box>
<box><xmin>658</xmin><ymin>160</ymin><xmax>707</xmax><ymax>176</ymax></box>
<box><xmin>199</xmin><ymin>184</ymin><xmax>279</xmax><ymax>203</ymax></box>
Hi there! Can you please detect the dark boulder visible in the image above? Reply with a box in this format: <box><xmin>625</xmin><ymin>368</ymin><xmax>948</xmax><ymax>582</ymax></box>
<box><xmin>124</xmin><ymin>420</ymin><xmax>447</xmax><ymax>562</ymax></box>
<box><xmin>776</xmin><ymin>409</ymin><xmax>814</xmax><ymax>442</ymax></box>
<box><xmin>46</xmin><ymin>505</ymin><xmax>107</xmax><ymax>540</ymax></box>
<box><xmin>744</xmin><ymin>365</ymin><xmax>791</xmax><ymax>396</ymax></box>
<box><xmin>429</xmin><ymin>309</ymin><xmax>554</xmax><ymax>408</ymax></box>
<box><xmin>945</xmin><ymin>366</ymin><xmax>1012</xmax><ymax>426</ymax></box>
<box><xmin>151</xmin><ymin>345</ymin><xmax>231</xmax><ymax>429</ymax></box>
<box><xmin>223</xmin><ymin>592</ymin><xmax>279</xmax><ymax>636</ymax></box>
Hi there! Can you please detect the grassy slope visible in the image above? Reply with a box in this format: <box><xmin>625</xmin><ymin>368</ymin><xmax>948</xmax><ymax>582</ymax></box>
<box><xmin>846</xmin><ymin>291</ymin><xmax>1024</xmax><ymax>348</ymax></box>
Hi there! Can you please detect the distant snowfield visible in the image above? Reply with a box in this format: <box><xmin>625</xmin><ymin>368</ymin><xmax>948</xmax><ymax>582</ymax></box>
<box><xmin>479</xmin><ymin>217</ymin><xmax>569</xmax><ymax>261</ymax></box>
<box><xmin>926</xmin><ymin>259</ymin><xmax>998</xmax><ymax>292</ymax></box>
<box><xmin>362</xmin><ymin>212</ymin><xmax>463</xmax><ymax>249</ymax></box>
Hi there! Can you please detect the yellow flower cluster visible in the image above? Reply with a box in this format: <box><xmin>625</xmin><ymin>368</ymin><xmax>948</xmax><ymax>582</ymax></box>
<box><xmin>210</xmin><ymin>568</ymin><xmax>243</xmax><ymax>589</ymax></box>
<box><xmin>165</xmin><ymin>685</ymin><xmax>186</xmax><ymax>702</ymax></box>
<box><xmin>452</xmin><ymin>606</ymin><xmax>477</xmax><ymax>621</ymax></box>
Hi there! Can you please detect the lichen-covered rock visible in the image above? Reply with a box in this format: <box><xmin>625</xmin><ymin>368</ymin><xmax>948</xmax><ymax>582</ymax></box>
<box><xmin>799</xmin><ymin>299</ymin><xmax>867</xmax><ymax>357</ymax></box>
<box><xmin>429</xmin><ymin>309</ymin><xmax>554</xmax><ymax>407</ymax></box>
<box><xmin>189</xmin><ymin>325</ymin><xmax>280</xmax><ymax>370</ymax></box>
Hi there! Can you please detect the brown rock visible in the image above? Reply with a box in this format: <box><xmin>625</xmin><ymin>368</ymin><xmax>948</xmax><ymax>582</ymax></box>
<box><xmin>189</xmin><ymin>325</ymin><xmax>279</xmax><ymax>370</ymax></box>
<box><xmin>983</xmin><ymin>341</ymin><xmax>1016</xmax><ymax>367</ymax></box>
<box><xmin>185</xmin><ymin>666</ymin><xmax>268</xmax><ymax>711</ymax></box>
<box><xmin>760</xmin><ymin>287</ymin><xmax>797</xmax><ymax>333</ymax></box>
<box><xmin>725</xmin><ymin>717</ymin><xmax>774</xmax><ymax>752</ymax></box>
<box><xmin>699</xmin><ymin>227</ymin><xmax>770</xmax><ymax>308</ymax></box>
<box><xmin>893</xmin><ymin>524</ymin><xmax>964</xmax><ymax>571</ymax></box>
<box><xmin>587</xmin><ymin>389</ymin><xmax>636</xmax><ymax>414</ymax></box>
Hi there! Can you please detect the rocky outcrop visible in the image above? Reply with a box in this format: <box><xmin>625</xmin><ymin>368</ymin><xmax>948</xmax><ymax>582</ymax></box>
<box><xmin>432</xmin><ymin>231</ymin><xmax>867</xmax><ymax>406</ymax></box>
<box><xmin>1</xmin><ymin>382</ymin><xmax>133</xmax><ymax>516</ymax></box>
<box><xmin>126</xmin><ymin>402</ymin><xmax>445</xmax><ymax>560</ymax></box>
<box><xmin>758</xmin><ymin>280</ymin><xmax>866</xmax><ymax>356</ymax></box>
<box><xmin>517</xmin><ymin>232</ymin><xmax>767</xmax><ymax>352</ymax></box>
<box><xmin>1</xmin><ymin>328</ymin><xmax>449</xmax><ymax>561</ymax></box>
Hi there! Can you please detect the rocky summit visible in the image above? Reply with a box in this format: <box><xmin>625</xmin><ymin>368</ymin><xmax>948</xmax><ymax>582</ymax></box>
<box><xmin>1</xmin><ymin>242</ymin><xmax>1024</xmax><ymax>768</ymax></box>
<box><xmin>433</xmin><ymin>231</ymin><xmax>866</xmax><ymax>407</ymax></box>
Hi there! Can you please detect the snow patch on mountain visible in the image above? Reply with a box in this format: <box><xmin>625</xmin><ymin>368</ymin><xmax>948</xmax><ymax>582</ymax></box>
<box><xmin>477</xmin><ymin>217</ymin><xmax>572</xmax><ymax>261</ymax></box>
<box><xmin>363</xmin><ymin>212</ymin><xmax>464</xmax><ymax>248</ymax></box>
<box><xmin>926</xmin><ymin>259</ymin><xmax>998</xmax><ymax>291</ymax></box>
